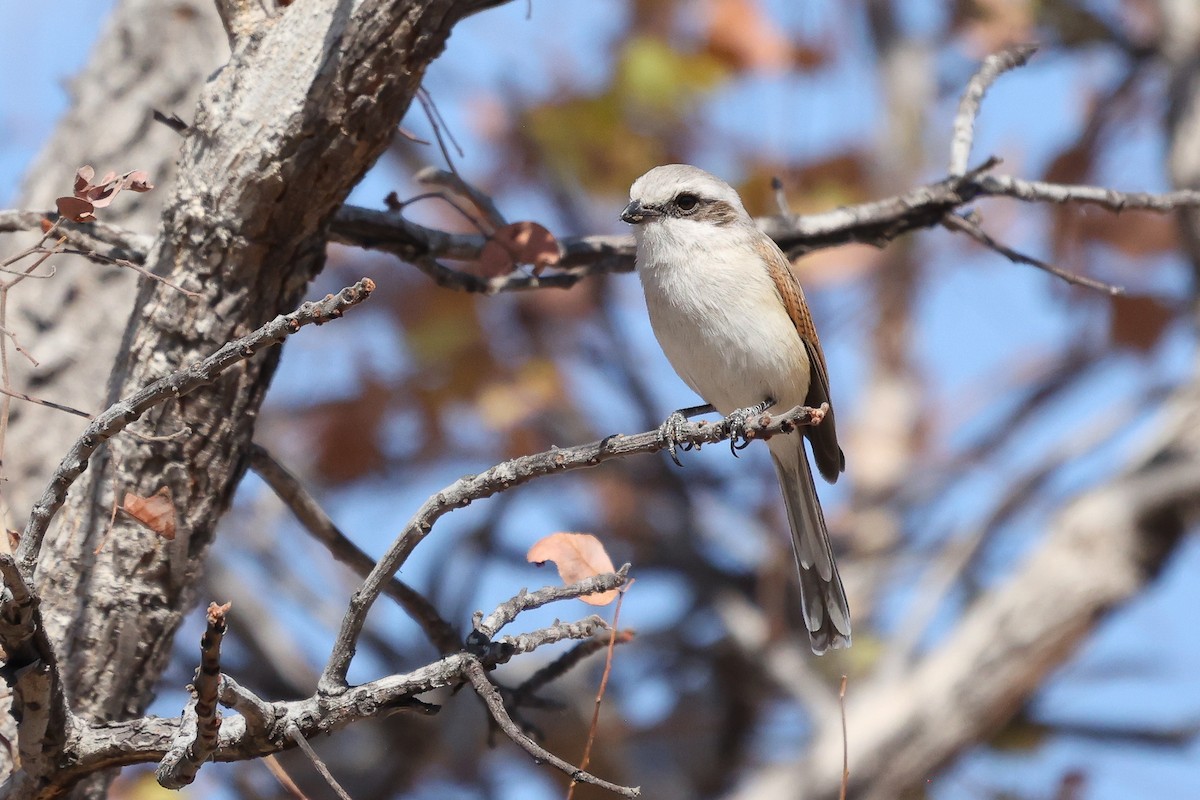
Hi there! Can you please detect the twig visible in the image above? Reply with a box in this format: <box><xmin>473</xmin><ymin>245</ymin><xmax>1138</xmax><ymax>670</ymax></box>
<box><xmin>942</xmin><ymin>212</ymin><xmax>1124</xmax><ymax>295</ymax></box>
<box><xmin>263</xmin><ymin>754</ymin><xmax>312</xmax><ymax>800</ymax></box>
<box><xmin>464</xmin><ymin>658</ymin><xmax>640</xmax><ymax>798</ymax></box>
<box><xmin>56</xmin><ymin>247</ymin><xmax>202</xmax><ymax>298</ymax></box>
<box><xmin>771</xmin><ymin>176</ymin><xmax>791</xmax><ymax>215</ymax></box>
<box><xmin>474</xmin><ymin>567</ymin><xmax>630</xmax><ymax>639</ymax></box>
<box><xmin>0</xmin><ymin>386</ymin><xmax>91</xmax><ymax>419</ymax></box>
<box><xmin>513</xmin><ymin>630</ymin><xmax>635</xmax><ymax>703</ymax></box>
<box><xmin>156</xmin><ymin>601</ymin><xmax>231</xmax><ymax>789</ymax></box>
<box><xmin>416</xmin><ymin>166</ymin><xmax>508</xmax><ymax>231</ymax></box>
<box><xmin>16</xmin><ymin>278</ymin><xmax>376</xmax><ymax>578</ymax></box>
<box><xmin>0</xmin><ymin>324</ymin><xmax>39</xmax><ymax>367</ymax></box>
<box><xmin>393</xmin><ymin>190</ymin><xmax>491</xmax><ymax>235</ymax></box>
<box><xmin>286</xmin><ymin>724</ymin><xmax>354</xmax><ymax>800</ymax></box>
<box><xmin>568</xmin><ymin>590</ymin><xmax>627</xmax><ymax>799</ymax></box>
<box><xmin>249</xmin><ymin>443</ymin><xmax>461</xmax><ymax>654</ymax></box>
<box><xmin>218</xmin><ymin>675</ymin><xmax>273</xmax><ymax>737</ymax></box>
<box><xmin>417</xmin><ymin>88</ymin><xmax>465</xmax><ymax>180</ymax></box>
<box><xmin>318</xmin><ymin>404</ymin><xmax>824</xmax><ymax>694</ymax></box>
<box><xmin>839</xmin><ymin>675</ymin><xmax>849</xmax><ymax>800</ymax></box>
<box><xmin>949</xmin><ymin>44</ymin><xmax>1039</xmax><ymax>175</ymax></box>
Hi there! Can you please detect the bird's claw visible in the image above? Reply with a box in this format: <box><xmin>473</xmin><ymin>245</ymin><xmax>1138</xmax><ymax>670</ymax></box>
<box><xmin>724</xmin><ymin>398</ymin><xmax>775</xmax><ymax>457</ymax></box>
<box><xmin>658</xmin><ymin>410</ymin><xmax>694</xmax><ymax>467</ymax></box>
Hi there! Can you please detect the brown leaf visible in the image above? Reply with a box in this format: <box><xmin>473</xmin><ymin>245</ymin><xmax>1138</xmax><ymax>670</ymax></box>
<box><xmin>123</xmin><ymin>486</ymin><xmax>177</xmax><ymax>540</ymax></box>
<box><xmin>705</xmin><ymin>0</ymin><xmax>799</xmax><ymax>72</ymax></box>
<box><xmin>478</xmin><ymin>221</ymin><xmax>561</xmax><ymax>277</ymax></box>
<box><xmin>73</xmin><ymin>165</ymin><xmax>95</xmax><ymax>196</ymax></box>
<box><xmin>121</xmin><ymin>170</ymin><xmax>155</xmax><ymax>193</ymax></box>
<box><xmin>70</xmin><ymin>166</ymin><xmax>154</xmax><ymax>211</ymax></box>
<box><xmin>1109</xmin><ymin>294</ymin><xmax>1175</xmax><ymax>353</ymax></box>
<box><xmin>527</xmin><ymin>532</ymin><xmax>618</xmax><ymax>606</ymax></box>
<box><xmin>56</xmin><ymin>196</ymin><xmax>96</xmax><ymax>223</ymax></box>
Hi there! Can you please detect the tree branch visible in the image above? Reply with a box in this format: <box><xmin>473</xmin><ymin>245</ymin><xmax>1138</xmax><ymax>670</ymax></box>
<box><xmin>317</xmin><ymin>404</ymin><xmax>826</xmax><ymax>694</ymax></box>
<box><xmin>248</xmin><ymin>443</ymin><xmax>461</xmax><ymax>655</ymax></box>
<box><xmin>45</xmin><ymin>583</ymin><xmax>621</xmax><ymax>795</ymax></box>
<box><xmin>155</xmin><ymin>601</ymin><xmax>230</xmax><ymax>789</ymax></box>
<box><xmin>949</xmin><ymin>44</ymin><xmax>1039</xmax><ymax>175</ymax></box>
<box><xmin>16</xmin><ymin>278</ymin><xmax>376</xmax><ymax>578</ymax></box>
<box><xmin>464</xmin><ymin>658</ymin><xmax>639</xmax><ymax>797</ymax></box>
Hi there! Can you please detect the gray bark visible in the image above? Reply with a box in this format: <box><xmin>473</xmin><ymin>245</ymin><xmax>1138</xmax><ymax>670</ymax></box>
<box><xmin>1</xmin><ymin>0</ymin><xmax>226</xmax><ymax>526</ymax></box>
<box><xmin>5</xmin><ymin>0</ymin><xmax>492</xmax><ymax>796</ymax></box>
<box><xmin>0</xmin><ymin>0</ymin><xmax>225</xmax><ymax>784</ymax></box>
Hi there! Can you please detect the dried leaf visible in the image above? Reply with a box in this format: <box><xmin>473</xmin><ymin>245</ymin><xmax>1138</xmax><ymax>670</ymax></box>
<box><xmin>705</xmin><ymin>0</ymin><xmax>799</xmax><ymax>72</ymax></box>
<box><xmin>1109</xmin><ymin>294</ymin><xmax>1175</xmax><ymax>353</ymax></box>
<box><xmin>56</xmin><ymin>196</ymin><xmax>96</xmax><ymax>223</ymax></box>
<box><xmin>123</xmin><ymin>486</ymin><xmax>177</xmax><ymax>540</ymax></box>
<box><xmin>527</xmin><ymin>532</ymin><xmax>618</xmax><ymax>606</ymax></box>
<box><xmin>73</xmin><ymin>165</ymin><xmax>95</xmax><ymax>196</ymax></box>
<box><xmin>478</xmin><ymin>221</ymin><xmax>561</xmax><ymax>277</ymax></box>
<box><xmin>69</xmin><ymin>165</ymin><xmax>154</xmax><ymax>212</ymax></box>
<box><xmin>122</xmin><ymin>170</ymin><xmax>154</xmax><ymax>193</ymax></box>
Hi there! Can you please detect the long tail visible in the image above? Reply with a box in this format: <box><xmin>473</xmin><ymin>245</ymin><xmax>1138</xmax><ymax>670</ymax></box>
<box><xmin>769</xmin><ymin>442</ymin><xmax>851</xmax><ymax>654</ymax></box>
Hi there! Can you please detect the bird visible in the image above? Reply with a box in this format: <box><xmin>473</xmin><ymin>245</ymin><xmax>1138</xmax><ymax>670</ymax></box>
<box><xmin>621</xmin><ymin>164</ymin><xmax>850</xmax><ymax>653</ymax></box>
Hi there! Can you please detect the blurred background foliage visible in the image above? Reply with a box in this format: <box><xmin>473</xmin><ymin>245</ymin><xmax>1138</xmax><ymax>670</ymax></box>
<box><xmin>4</xmin><ymin>0</ymin><xmax>1200</xmax><ymax>798</ymax></box>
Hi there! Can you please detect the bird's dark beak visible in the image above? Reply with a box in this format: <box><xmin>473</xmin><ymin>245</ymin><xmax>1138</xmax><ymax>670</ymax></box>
<box><xmin>621</xmin><ymin>200</ymin><xmax>660</xmax><ymax>225</ymax></box>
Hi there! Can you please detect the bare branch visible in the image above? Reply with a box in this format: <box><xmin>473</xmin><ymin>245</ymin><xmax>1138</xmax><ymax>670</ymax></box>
<box><xmin>218</xmin><ymin>675</ymin><xmax>274</xmax><ymax>738</ymax></box>
<box><xmin>0</xmin><ymin>210</ymin><xmax>150</xmax><ymax>264</ymax></box>
<box><xmin>949</xmin><ymin>44</ymin><xmax>1039</xmax><ymax>175</ymax></box>
<box><xmin>58</xmin><ymin>600</ymin><xmax>614</xmax><ymax>789</ymax></box>
<box><xmin>318</xmin><ymin>404</ymin><xmax>825</xmax><ymax>694</ymax></box>
<box><xmin>285</xmin><ymin>724</ymin><xmax>353</xmax><ymax>800</ymax></box>
<box><xmin>416</xmin><ymin>166</ymin><xmax>507</xmax><ymax>231</ymax></box>
<box><xmin>942</xmin><ymin>212</ymin><xmax>1124</xmax><ymax>295</ymax></box>
<box><xmin>464</xmin><ymin>658</ymin><xmax>640</xmax><ymax>798</ymax></box>
<box><xmin>156</xmin><ymin>602</ymin><xmax>230</xmax><ymax>789</ymax></box>
<box><xmin>16</xmin><ymin>278</ymin><xmax>377</xmax><ymax>578</ymax></box>
<box><xmin>0</xmin><ymin>555</ymin><xmax>73</xmax><ymax>789</ymax></box>
<box><xmin>474</xmin><ymin>567</ymin><xmax>630</xmax><ymax>639</ymax></box>
<box><xmin>249</xmin><ymin>443</ymin><xmax>461</xmax><ymax>654</ymax></box>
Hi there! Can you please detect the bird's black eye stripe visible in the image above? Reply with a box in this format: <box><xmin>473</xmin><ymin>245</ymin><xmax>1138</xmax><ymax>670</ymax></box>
<box><xmin>674</xmin><ymin>193</ymin><xmax>700</xmax><ymax>212</ymax></box>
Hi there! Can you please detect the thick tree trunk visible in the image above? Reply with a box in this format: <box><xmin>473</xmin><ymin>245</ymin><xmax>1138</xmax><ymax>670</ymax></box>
<box><xmin>6</xmin><ymin>1</ymin><xmax>488</xmax><ymax>795</ymax></box>
<box><xmin>0</xmin><ymin>0</ymin><xmax>225</xmax><ymax>782</ymax></box>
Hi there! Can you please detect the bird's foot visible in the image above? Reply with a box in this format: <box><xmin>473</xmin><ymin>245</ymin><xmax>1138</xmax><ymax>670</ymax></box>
<box><xmin>724</xmin><ymin>398</ymin><xmax>776</xmax><ymax>457</ymax></box>
<box><xmin>658</xmin><ymin>410</ymin><xmax>695</xmax><ymax>467</ymax></box>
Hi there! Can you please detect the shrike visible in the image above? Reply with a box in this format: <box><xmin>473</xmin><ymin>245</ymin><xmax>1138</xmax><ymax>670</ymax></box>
<box><xmin>621</xmin><ymin>164</ymin><xmax>850</xmax><ymax>653</ymax></box>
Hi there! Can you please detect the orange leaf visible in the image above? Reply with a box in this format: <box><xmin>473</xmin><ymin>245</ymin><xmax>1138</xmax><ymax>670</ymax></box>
<box><xmin>705</xmin><ymin>0</ymin><xmax>797</xmax><ymax>72</ymax></box>
<box><xmin>123</xmin><ymin>486</ymin><xmax>177</xmax><ymax>540</ymax></box>
<box><xmin>527</xmin><ymin>532</ymin><xmax>617</xmax><ymax>606</ymax></box>
<box><xmin>478</xmin><ymin>221</ymin><xmax>561</xmax><ymax>277</ymax></box>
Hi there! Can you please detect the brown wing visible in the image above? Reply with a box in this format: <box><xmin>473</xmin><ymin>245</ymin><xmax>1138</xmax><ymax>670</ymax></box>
<box><xmin>754</xmin><ymin>236</ymin><xmax>845</xmax><ymax>484</ymax></box>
